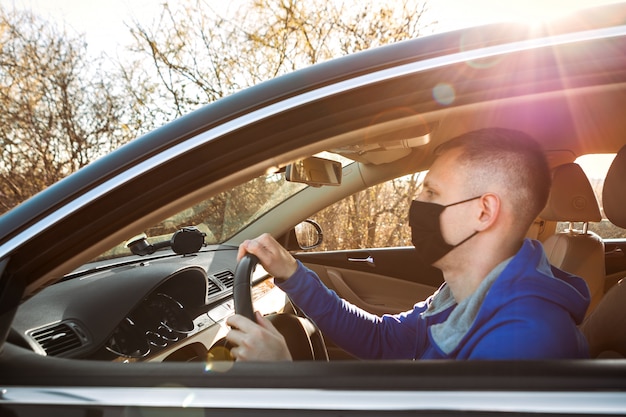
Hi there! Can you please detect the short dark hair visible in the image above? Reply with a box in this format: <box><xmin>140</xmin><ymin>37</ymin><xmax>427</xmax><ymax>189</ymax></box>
<box><xmin>436</xmin><ymin>128</ymin><xmax>551</xmax><ymax>235</ymax></box>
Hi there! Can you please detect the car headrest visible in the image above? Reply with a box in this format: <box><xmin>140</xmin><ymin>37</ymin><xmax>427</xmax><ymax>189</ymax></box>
<box><xmin>603</xmin><ymin>145</ymin><xmax>626</xmax><ymax>228</ymax></box>
<box><xmin>540</xmin><ymin>163</ymin><xmax>602</xmax><ymax>222</ymax></box>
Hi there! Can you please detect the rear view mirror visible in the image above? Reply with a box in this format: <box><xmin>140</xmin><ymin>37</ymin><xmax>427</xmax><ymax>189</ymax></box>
<box><xmin>285</xmin><ymin>156</ymin><xmax>342</xmax><ymax>187</ymax></box>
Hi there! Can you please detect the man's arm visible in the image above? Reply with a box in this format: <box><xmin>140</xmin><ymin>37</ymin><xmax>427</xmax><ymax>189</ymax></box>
<box><xmin>277</xmin><ymin>260</ymin><xmax>423</xmax><ymax>359</ymax></box>
<box><xmin>227</xmin><ymin>234</ymin><xmax>425</xmax><ymax>361</ymax></box>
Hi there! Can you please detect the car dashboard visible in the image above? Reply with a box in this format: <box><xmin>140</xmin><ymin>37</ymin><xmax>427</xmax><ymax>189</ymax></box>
<box><xmin>9</xmin><ymin>245</ymin><xmax>284</xmax><ymax>362</ymax></box>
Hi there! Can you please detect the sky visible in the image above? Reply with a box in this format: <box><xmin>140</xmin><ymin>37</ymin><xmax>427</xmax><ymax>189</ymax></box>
<box><xmin>2</xmin><ymin>0</ymin><xmax>621</xmax><ymax>59</ymax></box>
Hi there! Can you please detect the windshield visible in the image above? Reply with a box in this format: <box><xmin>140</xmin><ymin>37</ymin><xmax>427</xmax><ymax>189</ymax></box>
<box><xmin>94</xmin><ymin>171</ymin><xmax>307</xmax><ymax>261</ymax></box>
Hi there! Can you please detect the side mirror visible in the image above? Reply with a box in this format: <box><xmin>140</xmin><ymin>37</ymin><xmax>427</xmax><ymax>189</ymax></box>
<box><xmin>283</xmin><ymin>219</ymin><xmax>324</xmax><ymax>251</ymax></box>
<box><xmin>285</xmin><ymin>156</ymin><xmax>342</xmax><ymax>187</ymax></box>
<box><xmin>295</xmin><ymin>219</ymin><xmax>323</xmax><ymax>249</ymax></box>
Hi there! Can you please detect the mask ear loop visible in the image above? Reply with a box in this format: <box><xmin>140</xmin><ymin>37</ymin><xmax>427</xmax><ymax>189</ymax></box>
<box><xmin>451</xmin><ymin>230</ymin><xmax>479</xmax><ymax>249</ymax></box>
<box><xmin>443</xmin><ymin>195</ymin><xmax>482</xmax><ymax>208</ymax></box>
<box><xmin>444</xmin><ymin>195</ymin><xmax>483</xmax><ymax>249</ymax></box>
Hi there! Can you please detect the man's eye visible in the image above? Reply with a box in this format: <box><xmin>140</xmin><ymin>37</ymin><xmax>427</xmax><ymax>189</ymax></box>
<box><xmin>416</xmin><ymin>183</ymin><xmax>436</xmax><ymax>200</ymax></box>
<box><xmin>417</xmin><ymin>189</ymin><xmax>436</xmax><ymax>201</ymax></box>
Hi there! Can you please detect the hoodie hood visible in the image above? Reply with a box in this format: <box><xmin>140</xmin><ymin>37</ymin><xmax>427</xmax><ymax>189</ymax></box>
<box><xmin>488</xmin><ymin>239</ymin><xmax>591</xmax><ymax>325</ymax></box>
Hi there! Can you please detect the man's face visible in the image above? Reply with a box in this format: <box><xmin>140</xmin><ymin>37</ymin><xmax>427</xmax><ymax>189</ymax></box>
<box><xmin>416</xmin><ymin>149</ymin><xmax>479</xmax><ymax>263</ymax></box>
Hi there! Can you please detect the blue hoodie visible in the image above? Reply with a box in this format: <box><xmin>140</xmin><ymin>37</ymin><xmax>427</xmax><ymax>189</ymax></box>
<box><xmin>277</xmin><ymin>239</ymin><xmax>590</xmax><ymax>359</ymax></box>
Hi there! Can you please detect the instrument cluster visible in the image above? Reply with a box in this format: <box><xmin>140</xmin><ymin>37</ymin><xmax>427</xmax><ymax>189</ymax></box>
<box><xmin>105</xmin><ymin>293</ymin><xmax>195</xmax><ymax>359</ymax></box>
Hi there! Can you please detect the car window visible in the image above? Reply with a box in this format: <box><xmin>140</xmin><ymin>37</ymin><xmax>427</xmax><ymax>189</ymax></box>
<box><xmin>92</xmin><ymin>152</ymin><xmax>353</xmax><ymax>262</ymax></box>
<box><xmin>308</xmin><ymin>171</ymin><xmax>427</xmax><ymax>251</ymax></box>
<box><xmin>557</xmin><ymin>153</ymin><xmax>626</xmax><ymax>239</ymax></box>
<box><xmin>94</xmin><ymin>172</ymin><xmax>307</xmax><ymax>261</ymax></box>
<box><xmin>311</xmin><ymin>153</ymin><xmax>626</xmax><ymax>253</ymax></box>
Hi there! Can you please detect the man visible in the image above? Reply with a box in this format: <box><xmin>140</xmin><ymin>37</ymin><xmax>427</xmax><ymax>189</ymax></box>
<box><xmin>226</xmin><ymin>128</ymin><xmax>591</xmax><ymax>361</ymax></box>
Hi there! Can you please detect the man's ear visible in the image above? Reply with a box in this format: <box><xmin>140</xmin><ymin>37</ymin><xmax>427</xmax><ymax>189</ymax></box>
<box><xmin>476</xmin><ymin>193</ymin><xmax>500</xmax><ymax>231</ymax></box>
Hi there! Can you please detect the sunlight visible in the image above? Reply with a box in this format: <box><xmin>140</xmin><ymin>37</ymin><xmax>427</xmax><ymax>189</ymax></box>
<box><xmin>430</xmin><ymin>0</ymin><xmax>620</xmax><ymax>33</ymax></box>
<box><xmin>576</xmin><ymin>153</ymin><xmax>616</xmax><ymax>180</ymax></box>
<box><xmin>499</xmin><ymin>1</ymin><xmax>587</xmax><ymax>23</ymax></box>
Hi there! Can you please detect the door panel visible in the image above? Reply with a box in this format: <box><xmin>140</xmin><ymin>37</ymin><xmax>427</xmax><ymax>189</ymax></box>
<box><xmin>294</xmin><ymin>247</ymin><xmax>442</xmax><ymax>359</ymax></box>
<box><xmin>295</xmin><ymin>247</ymin><xmax>443</xmax><ymax>314</ymax></box>
<box><xmin>307</xmin><ymin>264</ymin><xmax>436</xmax><ymax>315</ymax></box>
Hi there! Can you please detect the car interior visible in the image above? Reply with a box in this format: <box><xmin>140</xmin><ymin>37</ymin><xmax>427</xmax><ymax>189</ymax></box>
<box><xmin>6</xmin><ymin>106</ymin><xmax>626</xmax><ymax>364</ymax></box>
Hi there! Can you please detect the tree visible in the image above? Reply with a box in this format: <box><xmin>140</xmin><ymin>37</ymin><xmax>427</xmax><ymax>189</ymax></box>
<box><xmin>0</xmin><ymin>0</ymin><xmax>436</xmax><ymax>252</ymax></box>
<box><xmin>127</xmin><ymin>0</ymin><xmax>435</xmax><ymax>121</ymax></box>
<box><xmin>0</xmin><ymin>7</ymin><xmax>138</xmax><ymax>212</ymax></box>
<box><xmin>312</xmin><ymin>172</ymin><xmax>425</xmax><ymax>251</ymax></box>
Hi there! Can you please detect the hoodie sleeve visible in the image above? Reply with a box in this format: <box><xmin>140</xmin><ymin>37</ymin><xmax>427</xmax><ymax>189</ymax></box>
<box><xmin>277</xmin><ymin>261</ymin><xmax>427</xmax><ymax>359</ymax></box>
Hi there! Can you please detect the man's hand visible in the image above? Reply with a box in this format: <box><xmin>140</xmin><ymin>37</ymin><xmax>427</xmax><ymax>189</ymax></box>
<box><xmin>237</xmin><ymin>233</ymin><xmax>298</xmax><ymax>280</ymax></box>
<box><xmin>225</xmin><ymin>311</ymin><xmax>292</xmax><ymax>361</ymax></box>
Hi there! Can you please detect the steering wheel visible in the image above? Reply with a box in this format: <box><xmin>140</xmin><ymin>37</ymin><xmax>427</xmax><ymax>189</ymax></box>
<box><xmin>232</xmin><ymin>253</ymin><xmax>328</xmax><ymax>361</ymax></box>
<box><xmin>233</xmin><ymin>254</ymin><xmax>257</xmax><ymax>321</ymax></box>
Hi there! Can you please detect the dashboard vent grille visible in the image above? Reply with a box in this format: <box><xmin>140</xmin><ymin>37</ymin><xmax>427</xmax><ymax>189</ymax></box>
<box><xmin>30</xmin><ymin>322</ymin><xmax>84</xmax><ymax>356</ymax></box>
<box><xmin>214</xmin><ymin>270</ymin><xmax>234</xmax><ymax>289</ymax></box>
<box><xmin>207</xmin><ymin>279</ymin><xmax>221</xmax><ymax>297</ymax></box>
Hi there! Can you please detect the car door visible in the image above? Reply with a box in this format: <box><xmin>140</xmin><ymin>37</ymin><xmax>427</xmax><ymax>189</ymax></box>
<box><xmin>291</xmin><ymin>174</ymin><xmax>444</xmax><ymax>319</ymax></box>
<box><xmin>283</xmin><ymin>176</ymin><xmax>441</xmax><ymax>358</ymax></box>
<box><xmin>286</xmin><ymin>177</ymin><xmax>443</xmax><ymax>358</ymax></box>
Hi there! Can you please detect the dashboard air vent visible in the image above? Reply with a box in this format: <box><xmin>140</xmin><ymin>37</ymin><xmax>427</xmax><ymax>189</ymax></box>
<box><xmin>207</xmin><ymin>279</ymin><xmax>221</xmax><ymax>297</ymax></box>
<box><xmin>30</xmin><ymin>322</ymin><xmax>86</xmax><ymax>356</ymax></box>
<box><xmin>214</xmin><ymin>270</ymin><xmax>234</xmax><ymax>289</ymax></box>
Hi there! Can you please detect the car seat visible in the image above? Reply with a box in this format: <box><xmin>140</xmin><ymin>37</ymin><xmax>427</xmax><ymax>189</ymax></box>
<box><xmin>580</xmin><ymin>145</ymin><xmax>626</xmax><ymax>358</ymax></box>
<box><xmin>540</xmin><ymin>163</ymin><xmax>604</xmax><ymax>316</ymax></box>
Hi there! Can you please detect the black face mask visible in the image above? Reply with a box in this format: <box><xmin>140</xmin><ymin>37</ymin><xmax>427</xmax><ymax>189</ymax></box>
<box><xmin>408</xmin><ymin>196</ymin><xmax>481</xmax><ymax>265</ymax></box>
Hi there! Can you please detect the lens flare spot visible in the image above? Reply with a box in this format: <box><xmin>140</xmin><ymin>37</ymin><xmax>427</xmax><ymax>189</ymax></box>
<box><xmin>204</xmin><ymin>346</ymin><xmax>235</xmax><ymax>373</ymax></box>
<box><xmin>459</xmin><ymin>30</ymin><xmax>505</xmax><ymax>69</ymax></box>
<box><xmin>433</xmin><ymin>83</ymin><xmax>455</xmax><ymax>106</ymax></box>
